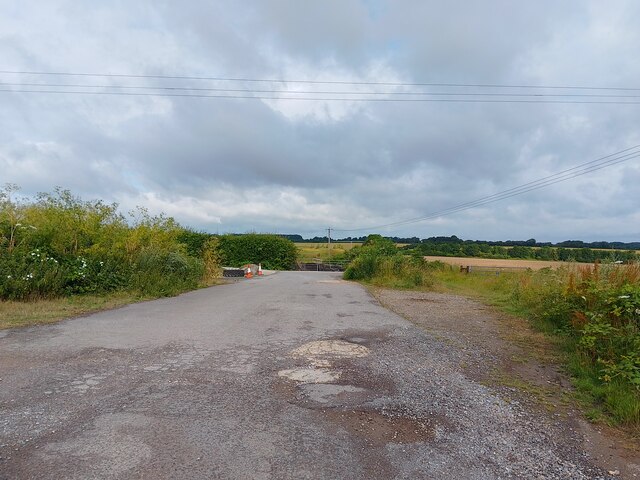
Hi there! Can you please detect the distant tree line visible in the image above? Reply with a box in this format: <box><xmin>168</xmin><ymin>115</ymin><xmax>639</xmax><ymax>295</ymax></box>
<box><xmin>408</xmin><ymin>241</ymin><xmax>638</xmax><ymax>263</ymax></box>
<box><xmin>418</xmin><ymin>235</ymin><xmax>640</xmax><ymax>250</ymax></box>
<box><xmin>282</xmin><ymin>233</ymin><xmax>640</xmax><ymax>251</ymax></box>
<box><xmin>280</xmin><ymin>234</ymin><xmax>421</xmax><ymax>244</ymax></box>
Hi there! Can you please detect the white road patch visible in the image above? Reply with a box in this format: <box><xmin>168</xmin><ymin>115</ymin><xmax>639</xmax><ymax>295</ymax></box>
<box><xmin>291</xmin><ymin>340</ymin><xmax>370</xmax><ymax>359</ymax></box>
<box><xmin>63</xmin><ymin>373</ymin><xmax>108</xmax><ymax>395</ymax></box>
<box><xmin>279</xmin><ymin>340</ymin><xmax>370</xmax><ymax>384</ymax></box>
<box><xmin>278</xmin><ymin>368</ymin><xmax>341</xmax><ymax>383</ymax></box>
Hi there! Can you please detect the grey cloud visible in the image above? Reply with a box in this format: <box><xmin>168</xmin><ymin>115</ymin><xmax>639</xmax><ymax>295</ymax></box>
<box><xmin>1</xmin><ymin>0</ymin><xmax>639</xmax><ymax>241</ymax></box>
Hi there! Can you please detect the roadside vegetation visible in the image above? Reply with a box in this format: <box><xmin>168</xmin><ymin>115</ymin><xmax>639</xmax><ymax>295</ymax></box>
<box><xmin>0</xmin><ymin>185</ymin><xmax>296</xmax><ymax>328</ymax></box>
<box><xmin>345</xmin><ymin>235</ymin><xmax>640</xmax><ymax>430</ymax></box>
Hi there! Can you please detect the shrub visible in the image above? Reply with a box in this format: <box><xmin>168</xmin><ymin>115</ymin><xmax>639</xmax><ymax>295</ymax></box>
<box><xmin>217</xmin><ymin>234</ymin><xmax>297</xmax><ymax>270</ymax></box>
<box><xmin>344</xmin><ymin>252</ymin><xmax>380</xmax><ymax>280</ymax></box>
<box><xmin>202</xmin><ymin>237</ymin><xmax>223</xmax><ymax>284</ymax></box>
<box><xmin>177</xmin><ymin>229</ymin><xmax>212</xmax><ymax>257</ymax></box>
<box><xmin>0</xmin><ymin>248</ymin><xmax>65</xmax><ymax>299</ymax></box>
<box><xmin>0</xmin><ymin>186</ymin><xmax>211</xmax><ymax>301</ymax></box>
<box><xmin>130</xmin><ymin>250</ymin><xmax>203</xmax><ymax>297</ymax></box>
<box><xmin>344</xmin><ymin>251</ymin><xmax>433</xmax><ymax>289</ymax></box>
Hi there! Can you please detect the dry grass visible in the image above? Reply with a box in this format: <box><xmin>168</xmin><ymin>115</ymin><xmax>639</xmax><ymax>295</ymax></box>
<box><xmin>0</xmin><ymin>292</ymin><xmax>143</xmax><ymax>330</ymax></box>
<box><xmin>424</xmin><ymin>255</ymin><xmax>594</xmax><ymax>270</ymax></box>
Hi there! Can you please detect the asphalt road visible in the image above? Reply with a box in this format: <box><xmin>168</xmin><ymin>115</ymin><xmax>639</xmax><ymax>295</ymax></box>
<box><xmin>0</xmin><ymin>272</ymin><xmax>612</xmax><ymax>479</ymax></box>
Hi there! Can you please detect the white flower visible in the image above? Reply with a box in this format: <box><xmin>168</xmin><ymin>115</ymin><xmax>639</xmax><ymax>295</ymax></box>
<box><xmin>618</xmin><ymin>295</ymin><xmax>630</xmax><ymax>299</ymax></box>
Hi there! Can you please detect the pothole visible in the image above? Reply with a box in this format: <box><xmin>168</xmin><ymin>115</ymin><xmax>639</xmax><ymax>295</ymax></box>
<box><xmin>296</xmin><ymin>383</ymin><xmax>372</xmax><ymax>407</ymax></box>
<box><xmin>277</xmin><ymin>368</ymin><xmax>341</xmax><ymax>383</ymax></box>
<box><xmin>326</xmin><ymin>409</ymin><xmax>437</xmax><ymax>446</ymax></box>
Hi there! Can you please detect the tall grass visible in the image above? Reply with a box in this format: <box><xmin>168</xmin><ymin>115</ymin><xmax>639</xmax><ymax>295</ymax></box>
<box><xmin>513</xmin><ymin>263</ymin><xmax>640</xmax><ymax>426</ymax></box>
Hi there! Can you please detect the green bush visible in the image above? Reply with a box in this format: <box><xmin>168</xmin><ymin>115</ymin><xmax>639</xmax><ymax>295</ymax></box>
<box><xmin>344</xmin><ymin>252</ymin><xmax>380</xmax><ymax>280</ymax></box>
<box><xmin>344</xmin><ymin>250</ymin><xmax>434</xmax><ymax>289</ymax></box>
<box><xmin>177</xmin><ymin>229</ymin><xmax>212</xmax><ymax>257</ymax></box>
<box><xmin>0</xmin><ymin>248</ymin><xmax>65</xmax><ymax>299</ymax></box>
<box><xmin>217</xmin><ymin>233</ymin><xmax>297</xmax><ymax>270</ymax></box>
<box><xmin>0</xmin><ymin>185</ymin><xmax>210</xmax><ymax>301</ymax></box>
<box><xmin>130</xmin><ymin>250</ymin><xmax>203</xmax><ymax>297</ymax></box>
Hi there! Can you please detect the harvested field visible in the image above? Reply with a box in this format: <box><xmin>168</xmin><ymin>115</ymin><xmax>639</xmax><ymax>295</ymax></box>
<box><xmin>424</xmin><ymin>255</ymin><xmax>593</xmax><ymax>270</ymax></box>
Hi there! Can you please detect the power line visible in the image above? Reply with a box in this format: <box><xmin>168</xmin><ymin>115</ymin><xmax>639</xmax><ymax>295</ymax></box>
<box><xmin>3</xmin><ymin>82</ymin><xmax>640</xmax><ymax>99</ymax></box>
<box><xmin>1</xmin><ymin>69</ymin><xmax>639</xmax><ymax>91</ymax></box>
<box><xmin>333</xmin><ymin>145</ymin><xmax>640</xmax><ymax>232</ymax></box>
<box><xmin>338</xmin><ymin>150</ymin><xmax>640</xmax><ymax>231</ymax></box>
<box><xmin>3</xmin><ymin>88</ymin><xmax>640</xmax><ymax>104</ymax></box>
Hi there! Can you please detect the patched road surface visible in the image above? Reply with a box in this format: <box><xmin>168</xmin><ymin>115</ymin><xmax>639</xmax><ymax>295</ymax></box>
<box><xmin>0</xmin><ymin>272</ymin><xmax>631</xmax><ymax>479</ymax></box>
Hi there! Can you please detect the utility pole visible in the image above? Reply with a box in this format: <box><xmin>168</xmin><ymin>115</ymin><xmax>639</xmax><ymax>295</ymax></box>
<box><xmin>327</xmin><ymin>227</ymin><xmax>332</xmax><ymax>258</ymax></box>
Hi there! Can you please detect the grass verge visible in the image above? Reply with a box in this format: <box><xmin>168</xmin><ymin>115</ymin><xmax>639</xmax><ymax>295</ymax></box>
<box><xmin>0</xmin><ymin>279</ymin><xmax>226</xmax><ymax>330</ymax></box>
<box><xmin>0</xmin><ymin>292</ymin><xmax>146</xmax><ymax>330</ymax></box>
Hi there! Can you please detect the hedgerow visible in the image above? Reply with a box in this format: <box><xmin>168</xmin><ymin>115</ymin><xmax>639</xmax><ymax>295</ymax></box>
<box><xmin>0</xmin><ymin>185</ymin><xmax>207</xmax><ymax>300</ymax></box>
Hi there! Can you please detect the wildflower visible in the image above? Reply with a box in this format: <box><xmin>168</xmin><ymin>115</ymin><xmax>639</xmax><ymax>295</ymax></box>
<box><xmin>6</xmin><ymin>275</ymin><xmax>11</xmax><ymax>279</ymax></box>
<box><xmin>618</xmin><ymin>295</ymin><xmax>630</xmax><ymax>299</ymax></box>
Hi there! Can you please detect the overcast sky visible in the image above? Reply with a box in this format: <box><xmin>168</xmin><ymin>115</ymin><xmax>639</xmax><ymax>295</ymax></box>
<box><xmin>1</xmin><ymin>1</ymin><xmax>639</xmax><ymax>242</ymax></box>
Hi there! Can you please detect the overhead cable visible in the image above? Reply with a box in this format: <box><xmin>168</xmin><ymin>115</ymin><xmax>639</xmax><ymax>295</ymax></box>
<box><xmin>3</xmin><ymin>88</ymin><xmax>640</xmax><ymax>104</ymax></box>
<box><xmin>1</xmin><ymin>69</ymin><xmax>639</xmax><ymax>91</ymax></box>
<box><xmin>333</xmin><ymin>145</ymin><xmax>640</xmax><ymax>232</ymax></box>
<box><xmin>3</xmin><ymin>82</ymin><xmax>640</xmax><ymax>99</ymax></box>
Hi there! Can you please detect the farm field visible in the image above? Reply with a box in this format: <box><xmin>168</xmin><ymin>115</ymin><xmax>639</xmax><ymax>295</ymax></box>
<box><xmin>424</xmin><ymin>255</ymin><xmax>594</xmax><ymax>270</ymax></box>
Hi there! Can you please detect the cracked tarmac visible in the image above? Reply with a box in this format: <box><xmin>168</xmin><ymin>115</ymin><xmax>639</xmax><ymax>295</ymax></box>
<box><xmin>0</xmin><ymin>272</ymin><xmax>635</xmax><ymax>479</ymax></box>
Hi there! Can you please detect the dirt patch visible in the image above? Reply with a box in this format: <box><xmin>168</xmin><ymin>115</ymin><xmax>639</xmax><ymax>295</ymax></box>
<box><xmin>376</xmin><ymin>289</ymin><xmax>564</xmax><ymax>388</ymax></box>
<box><xmin>296</xmin><ymin>384</ymin><xmax>372</xmax><ymax>408</ymax></box>
<box><xmin>373</xmin><ymin>287</ymin><xmax>640</xmax><ymax>478</ymax></box>
<box><xmin>325</xmin><ymin>409</ymin><xmax>436</xmax><ymax>446</ymax></box>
